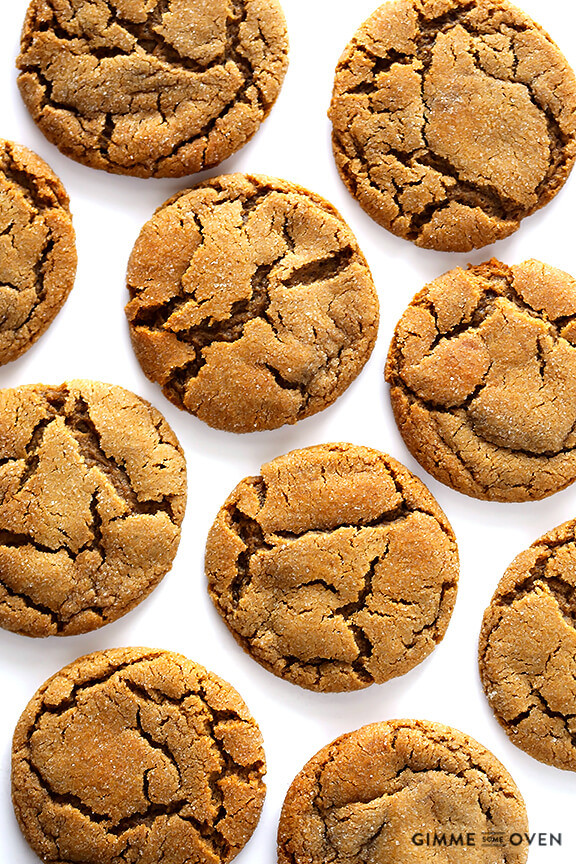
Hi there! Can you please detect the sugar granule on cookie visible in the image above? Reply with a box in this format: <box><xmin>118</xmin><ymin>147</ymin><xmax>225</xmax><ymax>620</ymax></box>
<box><xmin>17</xmin><ymin>0</ymin><xmax>289</xmax><ymax>178</ymax></box>
<box><xmin>126</xmin><ymin>175</ymin><xmax>379</xmax><ymax>433</ymax></box>
<box><xmin>0</xmin><ymin>381</ymin><xmax>186</xmax><ymax>637</ymax></box>
<box><xmin>12</xmin><ymin>648</ymin><xmax>266</xmax><ymax>864</ymax></box>
<box><xmin>330</xmin><ymin>0</ymin><xmax>576</xmax><ymax>251</ymax></box>
<box><xmin>480</xmin><ymin>518</ymin><xmax>576</xmax><ymax>771</ymax></box>
<box><xmin>386</xmin><ymin>258</ymin><xmax>576</xmax><ymax>501</ymax></box>
<box><xmin>206</xmin><ymin>443</ymin><xmax>458</xmax><ymax>691</ymax></box>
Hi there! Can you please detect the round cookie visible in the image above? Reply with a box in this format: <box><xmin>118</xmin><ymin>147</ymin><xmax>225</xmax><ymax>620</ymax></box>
<box><xmin>0</xmin><ymin>381</ymin><xmax>186</xmax><ymax>637</ymax></box>
<box><xmin>329</xmin><ymin>0</ymin><xmax>576</xmax><ymax>252</ymax></box>
<box><xmin>206</xmin><ymin>443</ymin><xmax>458</xmax><ymax>692</ymax></box>
<box><xmin>126</xmin><ymin>175</ymin><xmax>379</xmax><ymax>433</ymax></box>
<box><xmin>479</xmin><ymin>519</ymin><xmax>576</xmax><ymax>771</ymax></box>
<box><xmin>0</xmin><ymin>140</ymin><xmax>76</xmax><ymax>364</ymax></box>
<box><xmin>12</xmin><ymin>647</ymin><xmax>266</xmax><ymax>864</ymax></box>
<box><xmin>278</xmin><ymin>719</ymin><xmax>528</xmax><ymax>864</ymax></box>
<box><xmin>386</xmin><ymin>258</ymin><xmax>576</xmax><ymax>502</ymax></box>
<box><xmin>17</xmin><ymin>0</ymin><xmax>288</xmax><ymax>178</ymax></box>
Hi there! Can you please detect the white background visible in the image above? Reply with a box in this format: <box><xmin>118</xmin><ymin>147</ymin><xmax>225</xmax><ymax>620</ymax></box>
<box><xmin>0</xmin><ymin>0</ymin><xmax>575</xmax><ymax>861</ymax></box>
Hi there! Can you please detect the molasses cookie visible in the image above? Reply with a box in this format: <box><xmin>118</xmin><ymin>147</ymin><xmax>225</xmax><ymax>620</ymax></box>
<box><xmin>0</xmin><ymin>381</ymin><xmax>186</xmax><ymax>637</ymax></box>
<box><xmin>278</xmin><ymin>719</ymin><xmax>528</xmax><ymax>864</ymax></box>
<box><xmin>206</xmin><ymin>443</ymin><xmax>458</xmax><ymax>692</ymax></box>
<box><xmin>386</xmin><ymin>258</ymin><xmax>576</xmax><ymax>502</ymax></box>
<box><xmin>0</xmin><ymin>140</ymin><xmax>76</xmax><ymax>364</ymax></box>
<box><xmin>330</xmin><ymin>0</ymin><xmax>576</xmax><ymax>251</ymax></box>
<box><xmin>126</xmin><ymin>175</ymin><xmax>379</xmax><ymax>433</ymax></box>
<box><xmin>17</xmin><ymin>0</ymin><xmax>288</xmax><ymax>178</ymax></box>
<box><xmin>480</xmin><ymin>519</ymin><xmax>576</xmax><ymax>771</ymax></box>
<box><xmin>12</xmin><ymin>647</ymin><xmax>266</xmax><ymax>864</ymax></box>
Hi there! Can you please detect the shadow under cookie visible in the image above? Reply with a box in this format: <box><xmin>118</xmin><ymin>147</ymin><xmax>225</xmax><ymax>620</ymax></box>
<box><xmin>205</xmin><ymin>442</ymin><xmax>458</xmax><ymax>692</ymax></box>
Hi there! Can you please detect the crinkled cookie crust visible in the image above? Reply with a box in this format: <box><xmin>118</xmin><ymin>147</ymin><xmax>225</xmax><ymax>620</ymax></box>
<box><xmin>480</xmin><ymin>519</ymin><xmax>576</xmax><ymax>771</ymax></box>
<box><xmin>126</xmin><ymin>175</ymin><xmax>379</xmax><ymax>433</ymax></box>
<box><xmin>330</xmin><ymin>0</ymin><xmax>576</xmax><ymax>251</ymax></box>
<box><xmin>278</xmin><ymin>719</ymin><xmax>528</xmax><ymax>864</ymax></box>
<box><xmin>17</xmin><ymin>0</ymin><xmax>288</xmax><ymax>177</ymax></box>
<box><xmin>386</xmin><ymin>258</ymin><xmax>576</xmax><ymax>501</ymax></box>
<box><xmin>206</xmin><ymin>443</ymin><xmax>458</xmax><ymax>691</ymax></box>
<box><xmin>12</xmin><ymin>648</ymin><xmax>266</xmax><ymax>864</ymax></box>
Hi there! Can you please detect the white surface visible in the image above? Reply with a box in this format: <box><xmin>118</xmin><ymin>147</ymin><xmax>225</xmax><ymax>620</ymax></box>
<box><xmin>1</xmin><ymin>0</ymin><xmax>576</xmax><ymax>861</ymax></box>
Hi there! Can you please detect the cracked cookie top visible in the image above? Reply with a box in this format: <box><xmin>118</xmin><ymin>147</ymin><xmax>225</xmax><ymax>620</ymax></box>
<box><xmin>386</xmin><ymin>258</ymin><xmax>576</xmax><ymax>501</ymax></box>
<box><xmin>17</xmin><ymin>0</ymin><xmax>288</xmax><ymax>178</ymax></box>
<box><xmin>480</xmin><ymin>520</ymin><xmax>576</xmax><ymax>771</ymax></box>
<box><xmin>206</xmin><ymin>443</ymin><xmax>458</xmax><ymax>692</ymax></box>
<box><xmin>329</xmin><ymin>0</ymin><xmax>576</xmax><ymax>251</ymax></box>
<box><xmin>125</xmin><ymin>174</ymin><xmax>379</xmax><ymax>433</ymax></box>
<box><xmin>0</xmin><ymin>140</ymin><xmax>76</xmax><ymax>364</ymax></box>
<box><xmin>278</xmin><ymin>719</ymin><xmax>528</xmax><ymax>864</ymax></box>
<box><xmin>0</xmin><ymin>381</ymin><xmax>186</xmax><ymax>637</ymax></box>
<box><xmin>12</xmin><ymin>647</ymin><xmax>266</xmax><ymax>864</ymax></box>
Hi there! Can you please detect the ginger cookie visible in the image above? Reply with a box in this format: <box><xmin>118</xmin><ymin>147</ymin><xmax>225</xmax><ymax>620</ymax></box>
<box><xmin>0</xmin><ymin>140</ymin><xmax>76</xmax><ymax>364</ymax></box>
<box><xmin>12</xmin><ymin>647</ymin><xmax>266</xmax><ymax>864</ymax></box>
<box><xmin>278</xmin><ymin>719</ymin><xmax>528</xmax><ymax>864</ymax></box>
<box><xmin>0</xmin><ymin>381</ymin><xmax>186</xmax><ymax>637</ymax></box>
<box><xmin>17</xmin><ymin>0</ymin><xmax>288</xmax><ymax>178</ymax></box>
<box><xmin>386</xmin><ymin>258</ymin><xmax>576</xmax><ymax>502</ymax></box>
<box><xmin>329</xmin><ymin>0</ymin><xmax>576</xmax><ymax>252</ymax></box>
<box><xmin>126</xmin><ymin>175</ymin><xmax>379</xmax><ymax>433</ymax></box>
<box><xmin>479</xmin><ymin>519</ymin><xmax>576</xmax><ymax>771</ymax></box>
<box><xmin>206</xmin><ymin>443</ymin><xmax>458</xmax><ymax>692</ymax></box>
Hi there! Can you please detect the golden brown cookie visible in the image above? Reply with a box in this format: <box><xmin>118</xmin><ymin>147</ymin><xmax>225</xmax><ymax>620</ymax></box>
<box><xmin>329</xmin><ymin>0</ymin><xmax>576</xmax><ymax>251</ymax></box>
<box><xmin>126</xmin><ymin>175</ymin><xmax>379</xmax><ymax>433</ymax></box>
<box><xmin>17</xmin><ymin>0</ymin><xmax>288</xmax><ymax>178</ymax></box>
<box><xmin>206</xmin><ymin>443</ymin><xmax>458</xmax><ymax>692</ymax></box>
<box><xmin>12</xmin><ymin>647</ymin><xmax>266</xmax><ymax>864</ymax></box>
<box><xmin>0</xmin><ymin>381</ymin><xmax>186</xmax><ymax>637</ymax></box>
<box><xmin>278</xmin><ymin>719</ymin><xmax>528</xmax><ymax>864</ymax></box>
<box><xmin>479</xmin><ymin>519</ymin><xmax>576</xmax><ymax>771</ymax></box>
<box><xmin>386</xmin><ymin>258</ymin><xmax>576</xmax><ymax>502</ymax></box>
<box><xmin>0</xmin><ymin>140</ymin><xmax>76</xmax><ymax>364</ymax></box>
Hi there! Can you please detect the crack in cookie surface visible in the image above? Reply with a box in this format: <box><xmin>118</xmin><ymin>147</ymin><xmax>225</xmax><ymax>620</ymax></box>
<box><xmin>17</xmin><ymin>0</ymin><xmax>289</xmax><ymax>177</ymax></box>
<box><xmin>11</xmin><ymin>648</ymin><xmax>266</xmax><ymax>864</ymax></box>
<box><xmin>0</xmin><ymin>381</ymin><xmax>186</xmax><ymax>637</ymax></box>
<box><xmin>479</xmin><ymin>519</ymin><xmax>576</xmax><ymax>771</ymax></box>
<box><xmin>0</xmin><ymin>140</ymin><xmax>76</xmax><ymax>364</ymax></box>
<box><xmin>329</xmin><ymin>0</ymin><xmax>576</xmax><ymax>251</ymax></box>
<box><xmin>206</xmin><ymin>443</ymin><xmax>458</xmax><ymax>692</ymax></box>
<box><xmin>126</xmin><ymin>175</ymin><xmax>379</xmax><ymax>433</ymax></box>
<box><xmin>386</xmin><ymin>258</ymin><xmax>576</xmax><ymax>501</ymax></box>
<box><xmin>278</xmin><ymin>719</ymin><xmax>528</xmax><ymax>864</ymax></box>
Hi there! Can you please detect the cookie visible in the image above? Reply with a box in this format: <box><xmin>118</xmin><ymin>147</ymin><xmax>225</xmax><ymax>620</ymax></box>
<box><xmin>0</xmin><ymin>381</ymin><xmax>186</xmax><ymax>637</ymax></box>
<box><xmin>278</xmin><ymin>719</ymin><xmax>528</xmax><ymax>864</ymax></box>
<box><xmin>329</xmin><ymin>0</ymin><xmax>576</xmax><ymax>252</ymax></box>
<box><xmin>386</xmin><ymin>258</ymin><xmax>576</xmax><ymax>502</ymax></box>
<box><xmin>17</xmin><ymin>0</ymin><xmax>288</xmax><ymax>178</ymax></box>
<box><xmin>206</xmin><ymin>443</ymin><xmax>458</xmax><ymax>692</ymax></box>
<box><xmin>479</xmin><ymin>519</ymin><xmax>576</xmax><ymax>771</ymax></box>
<box><xmin>12</xmin><ymin>647</ymin><xmax>266</xmax><ymax>864</ymax></box>
<box><xmin>0</xmin><ymin>140</ymin><xmax>76</xmax><ymax>364</ymax></box>
<box><xmin>126</xmin><ymin>174</ymin><xmax>379</xmax><ymax>433</ymax></box>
